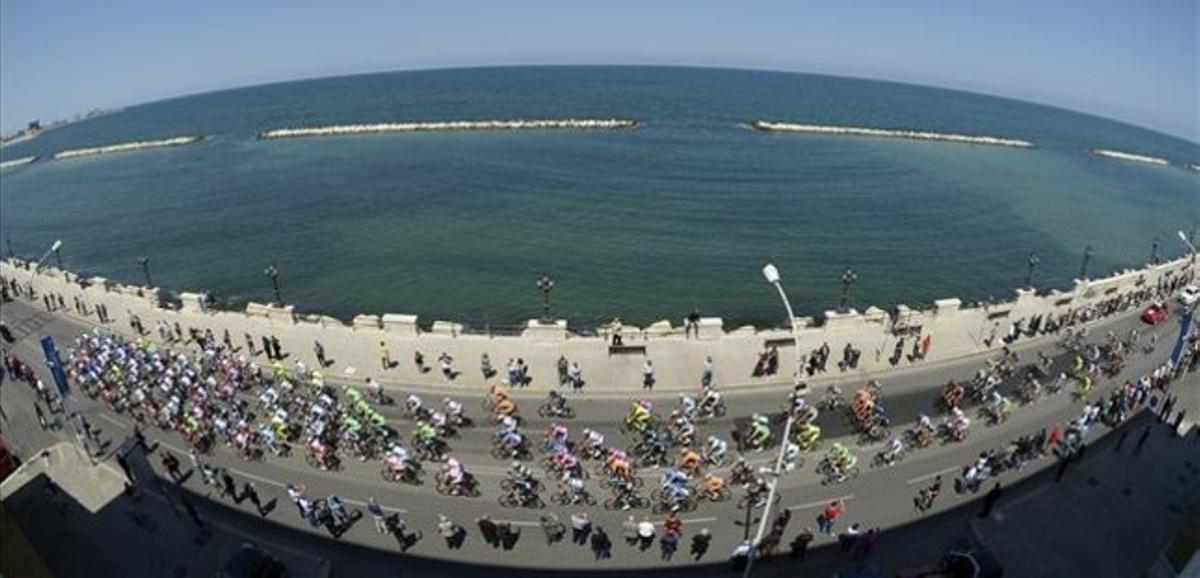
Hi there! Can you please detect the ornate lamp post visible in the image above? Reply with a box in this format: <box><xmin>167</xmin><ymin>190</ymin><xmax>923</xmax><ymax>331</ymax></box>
<box><xmin>537</xmin><ymin>273</ymin><xmax>555</xmax><ymax>322</ymax></box>
<box><xmin>1025</xmin><ymin>252</ymin><xmax>1040</xmax><ymax>289</ymax></box>
<box><xmin>264</xmin><ymin>263</ymin><xmax>282</xmax><ymax>305</ymax></box>
<box><xmin>1079</xmin><ymin>245</ymin><xmax>1094</xmax><ymax>280</ymax></box>
<box><xmin>839</xmin><ymin>268</ymin><xmax>857</xmax><ymax>312</ymax></box>
<box><xmin>137</xmin><ymin>255</ymin><xmax>153</xmax><ymax>287</ymax></box>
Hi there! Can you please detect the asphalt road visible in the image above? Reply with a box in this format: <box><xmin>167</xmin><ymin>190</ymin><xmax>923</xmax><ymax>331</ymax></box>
<box><xmin>0</xmin><ymin>297</ymin><xmax>1186</xmax><ymax>570</ymax></box>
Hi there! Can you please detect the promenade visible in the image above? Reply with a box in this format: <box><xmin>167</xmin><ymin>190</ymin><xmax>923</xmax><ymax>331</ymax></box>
<box><xmin>1</xmin><ymin>277</ymin><xmax>1196</xmax><ymax>574</ymax></box>
<box><xmin>0</xmin><ymin>255</ymin><xmax>1192</xmax><ymax>400</ymax></box>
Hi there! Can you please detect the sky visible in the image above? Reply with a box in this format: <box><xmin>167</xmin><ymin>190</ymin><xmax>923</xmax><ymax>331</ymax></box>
<box><xmin>1</xmin><ymin>0</ymin><xmax>1197</xmax><ymax>141</ymax></box>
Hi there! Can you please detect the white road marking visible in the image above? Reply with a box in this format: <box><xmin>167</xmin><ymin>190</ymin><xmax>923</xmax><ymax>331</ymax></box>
<box><xmin>906</xmin><ymin>466</ymin><xmax>959</xmax><ymax>485</ymax></box>
<box><xmin>786</xmin><ymin>493</ymin><xmax>854</xmax><ymax>511</ymax></box>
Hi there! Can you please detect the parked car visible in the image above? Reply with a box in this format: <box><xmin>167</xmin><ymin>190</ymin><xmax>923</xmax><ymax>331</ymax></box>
<box><xmin>1141</xmin><ymin>302</ymin><xmax>1170</xmax><ymax>325</ymax></box>
<box><xmin>1178</xmin><ymin>284</ymin><xmax>1199</xmax><ymax>307</ymax></box>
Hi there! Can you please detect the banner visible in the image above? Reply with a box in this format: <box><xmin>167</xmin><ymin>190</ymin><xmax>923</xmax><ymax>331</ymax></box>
<box><xmin>40</xmin><ymin>336</ymin><xmax>69</xmax><ymax>398</ymax></box>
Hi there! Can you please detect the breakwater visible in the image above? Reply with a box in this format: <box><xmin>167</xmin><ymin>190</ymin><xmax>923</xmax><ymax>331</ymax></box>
<box><xmin>52</xmin><ymin>136</ymin><xmax>202</xmax><ymax>160</ymax></box>
<box><xmin>1089</xmin><ymin>148</ymin><xmax>1169</xmax><ymax>166</ymax></box>
<box><xmin>258</xmin><ymin>118</ymin><xmax>638</xmax><ymax>139</ymax></box>
<box><xmin>748</xmin><ymin>121</ymin><xmax>1035</xmax><ymax>148</ymax></box>
<box><xmin>0</xmin><ymin>156</ymin><xmax>37</xmax><ymax>171</ymax></box>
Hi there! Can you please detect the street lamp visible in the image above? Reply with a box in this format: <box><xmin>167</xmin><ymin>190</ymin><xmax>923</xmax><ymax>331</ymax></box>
<box><xmin>32</xmin><ymin>240</ymin><xmax>62</xmax><ymax>274</ymax></box>
<box><xmin>264</xmin><ymin>263</ymin><xmax>282</xmax><ymax>305</ymax></box>
<box><xmin>839</xmin><ymin>268</ymin><xmax>857</xmax><ymax>312</ymax></box>
<box><xmin>537</xmin><ymin>273</ymin><xmax>555</xmax><ymax>321</ymax></box>
<box><xmin>1180</xmin><ymin>230</ymin><xmax>1198</xmax><ymax>265</ymax></box>
<box><xmin>1079</xmin><ymin>245</ymin><xmax>1094</xmax><ymax>280</ymax></box>
<box><xmin>137</xmin><ymin>256</ymin><xmax>152</xmax><ymax>287</ymax></box>
<box><xmin>4</xmin><ymin>235</ymin><xmax>12</xmax><ymax>258</ymax></box>
<box><xmin>1150</xmin><ymin>239</ymin><xmax>1160</xmax><ymax>265</ymax></box>
<box><xmin>53</xmin><ymin>243</ymin><xmax>63</xmax><ymax>270</ymax></box>
<box><xmin>744</xmin><ymin>263</ymin><xmax>801</xmax><ymax>578</ymax></box>
<box><xmin>1025</xmin><ymin>252</ymin><xmax>1040</xmax><ymax>289</ymax></box>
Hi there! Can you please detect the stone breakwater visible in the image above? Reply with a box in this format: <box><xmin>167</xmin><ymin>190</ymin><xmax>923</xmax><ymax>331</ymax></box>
<box><xmin>0</xmin><ymin>156</ymin><xmax>37</xmax><ymax>171</ymax></box>
<box><xmin>748</xmin><ymin>120</ymin><xmax>1035</xmax><ymax>148</ymax></box>
<box><xmin>1089</xmin><ymin>149</ymin><xmax>1169</xmax><ymax>166</ymax></box>
<box><xmin>258</xmin><ymin>118</ymin><xmax>638</xmax><ymax>139</ymax></box>
<box><xmin>52</xmin><ymin>136</ymin><xmax>202</xmax><ymax>160</ymax></box>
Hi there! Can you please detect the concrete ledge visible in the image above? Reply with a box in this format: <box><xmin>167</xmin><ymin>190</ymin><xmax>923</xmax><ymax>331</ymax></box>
<box><xmin>430</xmin><ymin>320</ymin><xmax>464</xmax><ymax>337</ymax></box>
<box><xmin>180</xmin><ymin>292</ymin><xmax>207</xmax><ymax>313</ymax></box>
<box><xmin>382</xmin><ymin>314</ymin><xmax>419</xmax><ymax>336</ymax></box>
<box><xmin>696</xmin><ymin>317</ymin><xmax>724</xmax><ymax>340</ymax></box>
<box><xmin>353</xmin><ymin>314</ymin><xmax>382</xmax><ymax>330</ymax></box>
<box><xmin>644</xmin><ymin>320</ymin><xmax>674</xmax><ymax>338</ymax></box>
<box><xmin>523</xmin><ymin>319</ymin><xmax>567</xmax><ymax>342</ymax></box>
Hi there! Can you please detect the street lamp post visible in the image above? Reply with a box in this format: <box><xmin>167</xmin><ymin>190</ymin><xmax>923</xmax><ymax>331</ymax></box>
<box><xmin>537</xmin><ymin>273</ymin><xmax>555</xmax><ymax>322</ymax></box>
<box><xmin>53</xmin><ymin>244</ymin><xmax>63</xmax><ymax>270</ymax></box>
<box><xmin>1181</xmin><ymin>230</ymin><xmax>1197</xmax><ymax>266</ymax></box>
<box><xmin>32</xmin><ymin>240</ymin><xmax>63</xmax><ymax>275</ymax></box>
<box><xmin>743</xmin><ymin>263</ymin><xmax>802</xmax><ymax>578</ymax></box>
<box><xmin>264</xmin><ymin>263</ymin><xmax>282</xmax><ymax>305</ymax></box>
<box><xmin>839</xmin><ymin>268</ymin><xmax>857</xmax><ymax>313</ymax></box>
<box><xmin>1150</xmin><ymin>239</ymin><xmax>1160</xmax><ymax>265</ymax></box>
<box><xmin>1079</xmin><ymin>245</ymin><xmax>1094</xmax><ymax>280</ymax></box>
<box><xmin>1025</xmin><ymin>252</ymin><xmax>1040</xmax><ymax>289</ymax></box>
<box><xmin>137</xmin><ymin>256</ymin><xmax>153</xmax><ymax>287</ymax></box>
<box><xmin>5</xmin><ymin>235</ymin><xmax>12</xmax><ymax>258</ymax></box>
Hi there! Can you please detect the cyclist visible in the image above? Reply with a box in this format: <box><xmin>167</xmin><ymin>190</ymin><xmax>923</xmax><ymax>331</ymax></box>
<box><xmin>701</xmin><ymin>472</ymin><xmax>726</xmax><ymax>500</ymax></box>
<box><xmin>607</xmin><ymin>448</ymin><xmax>633</xmax><ymax>481</ymax></box>
<box><xmin>627</xmin><ymin>400</ymin><xmax>653</xmax><ymax>432</ymax></box>
<box><xmin>404</xmin><ymin>393</ymin><xmax>423</xmax><ymax>417</ymax></box>
<box><xmin>498</xmin><ymin>427</ymin><xmax>525</xmax><ymax>457</ymax></box>
<box><xmin>678</xmin><ymin>393</ymin><xmax>698</xmax><ymax>417</ymax></box>
<box><xmin>545</xmin><ymin>390</ymin><xmax>569</xmax><ymax>414</ymax></box>
<box><xmin>827</xmin><ymin>442</ymin><xmax>857</xmax><ymax>474</ymax></box>
<box><xmin>508</xmin><ymin>461</ymin><xmax>538</xmax><ymax>494</ymax></box>
<box><xmin>879</xmin><ymin>437</ymin><xmax>905</xmax><ymax>465</ymax></box>
<box><xmin>782</xmin><ymin>441</ymin><xmax>800</xmax><ymax>471</ymax></box>
<box><xmin>699</xmin><ymin>385</ymin><xmax>723</xmax><ymax>416</ymax></box>
<box><xmin>580</xmin><ymin>428</ymin><xmax>605</xmax><ymax>457</ymax></box>
<box><xmin>796</xmin><ymin>421</ymin><xmax>821</xmax><ymax>451</ymax></box>
<box><xmin>748</xmin><ymin>414</ymin><xmax>771</xmax><ymax>449</ymax></box>
<box><xmin>661</xmin><ymin>466</ymin><xmax>690</xmax><ymax>490</ymax></box>
<box><xmin>545</xmin><ymin>422</ymin><xmax>569</xmax><ymax>451</ymax></box>
<box><xmin>704</xmin><ymin>435</ymin><xmax>728</xmax><ymax>464</ymax></box>
<box><xmin>678</xmin><ymin>448</ymin><xmax>702</xmax><ymax>476</ymax></box>
<box><xmin>441</xmin><ymin>458</ymin><xmax>468</xmax><ymax>495</ymax></box>
<box><xmin>443</xmin><ymin>397</ymin><xmax>465</xmax><ymax>425</ymax></box>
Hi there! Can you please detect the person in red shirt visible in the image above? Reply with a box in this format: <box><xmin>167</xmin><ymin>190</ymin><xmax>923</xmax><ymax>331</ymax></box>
<box><xmin>1046</xmin><ymin>425</ymin><xmax>1063</xmax><ymax>451</ymax></box>
<box><xmin>663</xmin><ymin>511</ymin><xmax>683</xmax><ymax>536</ymax></box>
<box><xmin>819</xmin><ymin>499</ymin><xmax>846</xmax><ymax>534</ymax></box>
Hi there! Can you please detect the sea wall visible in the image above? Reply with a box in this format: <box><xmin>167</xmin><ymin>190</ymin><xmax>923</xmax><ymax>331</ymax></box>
<box><xmin>2</xmin><ymin>255</ymin><xmax>1192</xmax><ymax>393</ymax></box>
<box><xmin>748</xmin><ymin>121</ymin><xmax>1035</xmax><ymax>148</ymax></box>
<box><xmin>259</xmin><ymin>119</ymin><xmax>638</xmax><ymax>139</ymax></box>
<box><xmin>0</xmin><ymin>156</ymin><xmax>37</xmax><ymax>171</ymax></box>
<box><xmin>52</xmin><ymin>136</ymin><xmax>202</xmax><ymax>160</ymax></box>
<box><xmin>1090</xmin><ymin>149</ymin><xmax>1169</xmax><ymax>166</ymax></box>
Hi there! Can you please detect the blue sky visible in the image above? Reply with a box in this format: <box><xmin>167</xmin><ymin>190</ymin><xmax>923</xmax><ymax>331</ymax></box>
<box><xmin>1</xmin><ymin>0</ymin><xmax>1196</xmax><ymax>140</ymax></box>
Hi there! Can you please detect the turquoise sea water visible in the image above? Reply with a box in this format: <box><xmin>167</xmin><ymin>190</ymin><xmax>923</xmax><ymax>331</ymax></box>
<box><xmin>1</xmin><ymin>66</ymin><xmax>1197</xmax><ymax>329</ymax></box>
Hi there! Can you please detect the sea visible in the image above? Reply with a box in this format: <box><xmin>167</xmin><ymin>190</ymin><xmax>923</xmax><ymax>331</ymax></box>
<box><xmin>1</xmin><ymin>66</ymin><xmax>1197</xmax><ymax>330</ymax></box>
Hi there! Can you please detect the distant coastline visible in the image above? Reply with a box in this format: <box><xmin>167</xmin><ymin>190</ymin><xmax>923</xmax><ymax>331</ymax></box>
<box><xmin>259</xmin><ymin>118</ymin><xmax>638</xmax><ymax>139</ymax></box>
<box><xmin>747</xmin><ymin>120</ymin><xmax>1035</xmax><ymax>148</ymax></box>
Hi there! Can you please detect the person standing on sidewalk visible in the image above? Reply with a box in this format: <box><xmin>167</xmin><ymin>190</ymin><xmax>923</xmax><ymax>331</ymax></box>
<box><xmin>367</xmin><ymin>498</ymin><xmax>388</xmax><ymax>534</ymax></box>
<box><xmin>314</xmin><ymin>341</ymin><xmax>327</xmax><ymax>368</ymax></box>
<box><xmin>790</xmin><ymin>526</ymin><xmax>814</xmax><ymax>560</ymax></box>
<box><xmin>540</xmin><ymin>513</ymin><xmax>566</xmax><ymax>544</ymax></box>
<box><xmin>477</xmin><ymin>515</ymin><xmax>500</xmax><ymax>548</ymax></box>
<box><xmin>261</xmin><ymin>336</ymin><xmax>274</xmax><ymax>360</ymax></box>
<box><xmin>378</xmin><ymin>341</ymin><xmax>391</xmax><ymax>370</ymax></box>
<box><xmin>241</xmin><ymin>482</ymin><xmax>267</xmax><ymax>517</ymax></box>
<box><xmin>161</xmin><ymin>452</ymin><xmax>182</xmax><ymax>483</ymax></box>
<box><xmin>637</xmin><ymin>517</ymin><xmax>656</xmax><ymax>551</ymax></box>
<box><xmin>622</xmin><ymin>515</ymin><xmax>639</xmax><ymax>547</ymax></box>
<box><xmin>690</xmin><ymin>528</ymin><xmax>712</xmax><ymax>560</ymax></box>
<box><xmin>571</xmin><ymin>512</ymin><xmax>592</xmax><ymax>545</ymax></box>
<box><xmin>819</xmin><ymin>499</ymin><xmax>845</xmax><ymax>534</ymax></box>
<box><xmin>590</xmin><ymin>526</ymin><xmax>613</xmax><ymax>560</ymax></box>
<box><xmin>438</xmin><ymin>515</ymin><xmax>465</xmax><ymax>549</ymax></box>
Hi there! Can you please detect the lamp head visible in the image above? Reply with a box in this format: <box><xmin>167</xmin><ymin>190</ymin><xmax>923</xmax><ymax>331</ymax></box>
<box><xmin>762</xmin><ymin>263</ymin><xmax>780</xmax><ymax>284</ymax></box>
<box><xmin>50</xmin><ymin>240</ymin><xmax>62</xmax><ymax>251</ymax></box>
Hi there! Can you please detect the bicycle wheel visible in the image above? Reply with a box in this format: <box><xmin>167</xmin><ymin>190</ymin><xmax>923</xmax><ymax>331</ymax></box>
<box><xmin>499</xmin><ymin>493</ymin><xmax>518</xmax><ymax>508</ymax></box>
<box><xmin>537</xmin><ymin>403</ymin><xmax>552</xmax><ymax>418</ymax></box>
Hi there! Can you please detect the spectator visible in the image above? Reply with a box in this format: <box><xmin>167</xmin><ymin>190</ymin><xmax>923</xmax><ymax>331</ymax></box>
<box><xmin>690</xmin><ymin>528</ymin><xmax>712</xmax><ymax>560</ymax></box>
